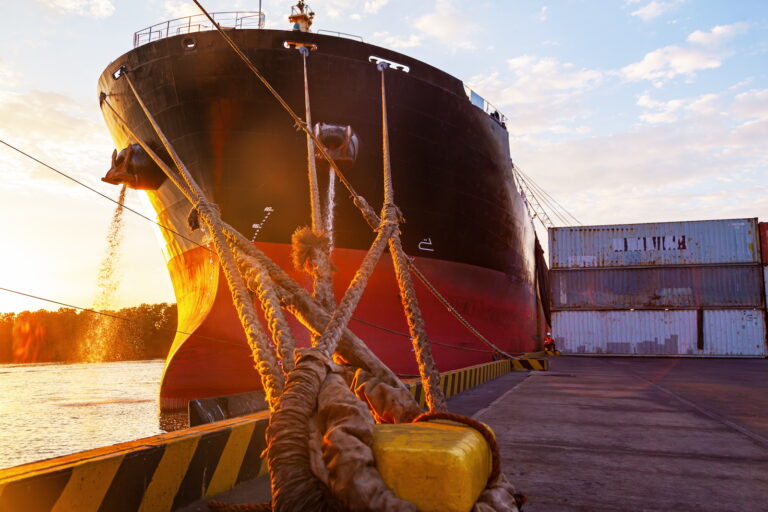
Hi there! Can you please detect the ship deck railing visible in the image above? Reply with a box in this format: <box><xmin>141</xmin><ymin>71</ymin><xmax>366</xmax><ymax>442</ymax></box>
<box><xmin>317</xmin><ymin>29</ymin><xmax>364</xmax><ymax>42</ymax></box>
<box><xmin>463</xmin><ymin>84</ymin><xmax>508</xmax><ymax>128</ymax></box>
<box><xmin>133</xmin><ymin>11</ymin><xmax>265</xmax><ymax>48</ymax></box>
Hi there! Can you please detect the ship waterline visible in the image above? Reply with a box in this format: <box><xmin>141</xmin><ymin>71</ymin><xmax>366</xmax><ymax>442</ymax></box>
<box><xmin>98</xmin><ymin>27</ymin><xmax>549</xmax><ymax>410</ymax></box>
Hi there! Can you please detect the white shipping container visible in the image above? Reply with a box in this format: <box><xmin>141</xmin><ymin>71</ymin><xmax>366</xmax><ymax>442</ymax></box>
<box><xmin>702</xmin><ymin>310</ymin><xmax>767</xmax><ymax>356</ymax></box>
<box><xmin>549</xmin><ymin>218</ymin><xmax>760</xmax><ymax>269</ymax></box>
<box><xmin>553</xmin><ymin>310</ymin><xmax>767</xmax><ymax>357</ymax></box>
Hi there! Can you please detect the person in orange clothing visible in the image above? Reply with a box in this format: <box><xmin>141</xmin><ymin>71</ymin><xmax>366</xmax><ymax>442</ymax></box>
<box><xmin>543</xmin><ymin>332</ymin><xmax>556</xmax><ymax>352</ymax></box>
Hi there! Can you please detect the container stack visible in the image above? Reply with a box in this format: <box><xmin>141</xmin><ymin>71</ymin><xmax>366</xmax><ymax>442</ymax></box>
<box><xmin>549</xmin><ymin>219</ymin><xmax>768</xmax><ymax>357</ymax></box>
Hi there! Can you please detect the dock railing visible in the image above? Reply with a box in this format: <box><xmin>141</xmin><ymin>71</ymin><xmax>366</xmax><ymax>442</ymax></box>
<box><xmin>133</xmin><ymin>11</ymin><xmax>265</xmax><ymax>48</ymax></box>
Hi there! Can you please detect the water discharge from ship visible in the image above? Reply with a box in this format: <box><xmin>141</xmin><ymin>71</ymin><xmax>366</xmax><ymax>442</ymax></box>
<box><xmin>80</xmin><ymin>185</ymin><xmax>128</xmax><ymax>362</ymax></box>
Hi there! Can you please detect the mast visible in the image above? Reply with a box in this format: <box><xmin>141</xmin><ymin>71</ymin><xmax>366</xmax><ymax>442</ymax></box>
<box><xmin>289</xmin><ymin>1</ymin><xmax>315</xmax><ymax>32</ymax></box>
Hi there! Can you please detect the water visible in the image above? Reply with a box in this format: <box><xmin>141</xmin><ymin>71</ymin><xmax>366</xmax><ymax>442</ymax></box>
<box><xmin>0</xmin><ymin>359</ymin><xmax>167</xmax><ymax>469</ymax></box>
<box><xmin>81</xmin><ymin>185</ymin><xmax>127</xmax><ymax>362</ymax></box>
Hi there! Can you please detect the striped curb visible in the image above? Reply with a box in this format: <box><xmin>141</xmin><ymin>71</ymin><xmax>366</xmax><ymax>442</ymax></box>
<box><xmin>0</xmin><ymin>357</ymin><xmax>545</xmax><ymax>511</ymax></box>
<box><xmin>407</xmin><ymin>357</ymin><xmax>548</xmax><ymax>408</ymax></box>
<box><xmin>0</xmin><ymin>413</ymin><xmax>269</xmax><ymax>512</ymax></box>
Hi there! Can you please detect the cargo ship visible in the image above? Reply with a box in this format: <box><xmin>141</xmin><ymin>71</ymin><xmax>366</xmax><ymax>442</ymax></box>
<box><xmin>97</xmin><ymin>3</ymin><xmax>550</xmax><ymax>411</ymax></box>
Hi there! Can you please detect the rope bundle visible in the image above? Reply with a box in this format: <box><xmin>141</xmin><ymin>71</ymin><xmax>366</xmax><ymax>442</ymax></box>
<box><xmin>98</xmin><ymin>3</ymin><xmax>523</xmax><ymax>507</ymax></box>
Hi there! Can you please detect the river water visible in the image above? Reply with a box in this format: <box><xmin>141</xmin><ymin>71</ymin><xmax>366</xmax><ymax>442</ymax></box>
<box><xmin>0</xmin><ymin>360</ymin><xmax>170</xmax><ymax>470</ymax></box>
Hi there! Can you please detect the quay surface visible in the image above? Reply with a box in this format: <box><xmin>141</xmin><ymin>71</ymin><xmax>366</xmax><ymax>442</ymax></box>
<box><xmin>192</xmin><ymin>357</ymin><xmax>768</xmax><ymax>512</ymax></box>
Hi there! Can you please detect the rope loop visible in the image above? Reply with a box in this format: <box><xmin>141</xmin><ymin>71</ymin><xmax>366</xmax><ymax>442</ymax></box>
<box><xmin>412</xmin><ymin>411</ymin><xmax>502</xmax><ymax>488</ymax></box>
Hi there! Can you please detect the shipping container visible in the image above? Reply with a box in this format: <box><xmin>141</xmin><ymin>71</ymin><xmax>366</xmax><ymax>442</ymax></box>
<box><xmin>702</xmin><ymin>310</ymin><xmax>767</xmax><ymax>356</ymax></box>
<box><xmin>549</xmin><ymin>219</ymin><xmax>759</xmax><ymax>269</ymax></box>
<box><xmin>760</xmin><ymin>222</ymin><xmax>768</xmax><ymax>265</ymax></box>
<box><xmin>551</xmin><ymin>265</ymin><xmax>764</xmax><ymax>310</ymax></box>
<box><xmin>553</xmin><ymin>310</ymin><xmax>767</xmax><ymax>356</ymax></box>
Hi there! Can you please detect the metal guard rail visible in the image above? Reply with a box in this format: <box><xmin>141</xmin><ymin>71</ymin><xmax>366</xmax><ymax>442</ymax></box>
<box><xmin>462</xmin><ymin>84</ymin><xmax>508</xmax><ymax>128</ymax></box>
<box><xmin>317</xmin><ymin>29</ymin><xmax>363</xmax><ymax>42</ymax></box>
<box><xmin>133</xmin><ymin>11</ymin><xmax>265</xmax><ymax>48</ymax></box>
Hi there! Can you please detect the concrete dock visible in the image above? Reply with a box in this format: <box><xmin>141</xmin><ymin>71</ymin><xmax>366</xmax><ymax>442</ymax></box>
<box><xmin>191</xmin><ymin>357</ymin><xmax>768</xmax><ymax>512</ymax></box>
<box><xmin>481</xmin><ymin>357</ymin><xmax>768</xmax><ymax>512</ymax></box>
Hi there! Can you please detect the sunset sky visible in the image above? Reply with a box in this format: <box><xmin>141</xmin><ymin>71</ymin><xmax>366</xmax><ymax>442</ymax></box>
<box><xmin>0</xmin><ymin>0</ymin><xmax>766</xmax><ymax>313</ymax></box>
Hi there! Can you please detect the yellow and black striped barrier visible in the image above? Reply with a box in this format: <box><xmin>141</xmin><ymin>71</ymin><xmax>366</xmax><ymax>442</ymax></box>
<box><xmin>0</xmin><ymin>355</ymin><xmax>547</xmax><ymax>511</ymax></box>
<box><xmin>0</xmin><ymin>412</ymin><xmax>269</xmax><ymax>512</ymax></box>
<box><xmin>406</xmin><ymin>356</ymin><xmax>548</xmax><ymax>408</ymax></box>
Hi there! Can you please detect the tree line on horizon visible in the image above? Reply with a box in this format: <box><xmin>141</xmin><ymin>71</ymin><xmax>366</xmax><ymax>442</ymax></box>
<box><xmin>0</xmin><ymin>303</ymin><xmax>177</xmax><ymax>364</ymax></box>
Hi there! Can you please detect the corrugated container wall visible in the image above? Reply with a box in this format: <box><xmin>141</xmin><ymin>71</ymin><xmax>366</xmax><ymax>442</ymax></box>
<box><xmin>760</xmin><ymin>222</ymin><xmax>768</xmax><ymax>264</ymax></box>
<box><xmin>549</xmin><ymin>218</ymin><xmax>759</xmax><ymax>269</ymax></box>
<box><xmin>551</xmin><ymin>265</ymin><xmax>764</xmax><ymax>310</ymax></box>
<box><xmin>553</xmin><ymin>310</ymin><xmax>767</xmax><ymax>356</ymax></box>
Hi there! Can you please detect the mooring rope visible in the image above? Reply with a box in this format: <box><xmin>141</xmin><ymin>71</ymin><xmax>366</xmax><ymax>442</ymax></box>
<box><xmin>191</xmin><ymin>0</ymin><xmax>380</xmax><ymax>231</ymax></box>
<box><xmin>377</xmin><ymin>63</ymin><xmax>446</xmax><ymax>412</ymax></box>
<box><xmin>98</xmin><ymin>7</ymin><xmax>526</xmax><ymax>506</ymax></box>
<box><xmin>294</xmin><ymin>44</ymin><xmax>336</xmax><ymax>325</ymax></box>
<box><xmin>102</xmin><ymin>80</ymin><xmax>285</xmax><ymax>409</ymax></box>
<box><xmin>191</xmin><ymin>0</ymin><xmax>514</xmax><ymax>366</ymax></box>
<box><xmin>315</xmin><ymin>216</ymin><xmax>397</xmax><ymax>357</ymax></box>
<box><xmin>237</xmin><ymin>252</ymin><xmax>297</xmax><ymax>374</ymax></box>
<box><xmin>0</xmin><ymin>137</ymin><xmax>202</xmax><ymax>249</ymax></box>
<box><xmin>299</xmin><ymin>45</ymin><xmax>323</xmax><ymax>236</ymax></box>
<box><xmin>409</xmin><ymin>264</ymin><xmax>515</xmax><ymax>359</ymax></box>
<box><xmin>221</xmin><ymin>222</ymin><xmax>405</xmax><ymax>389</ymax></box>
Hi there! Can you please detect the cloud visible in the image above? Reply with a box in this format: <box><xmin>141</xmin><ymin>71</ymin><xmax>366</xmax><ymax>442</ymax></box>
<box><xmin>373</xmin><ymin>32</ymin><xmax>423</xmax><ymax>49</ymax></box>
<box><xmin>630</xmin><ymin>1</ymin><xmax>677</xmax><ymax>21</ymax></box>
<box><xmin>511</xmin><ymin>90</ymin><xmax>768</xmax><ymax>230</ymax></box>
<box><xmin>0</xmin><ymin>89</ymin><xmax>114</xmax><ymax>194</ymax></box>
<box><xmin>37</xmin><ymin>0</ymin><xmax>115</xmax><ymax>18</ymax></box>
<box><xmin>687</xmin><ymin>22</ymin><xmax>749</xmax><ymax>46</ymax></box>
<box><xmin>413</xmin><ymin>0</ymin><xmax>479</xmax><ymax>50</ymax></box>
<box><xmin>364</xmin><ymin>0</ymin><xmax>390</xmax><ymax>14</ymax></box>
<box><xmin>538</xmin><ymin>6</ymin><xmax>549</xmax><ymax>22</ymax></box>
<box><xmin>468</xmin><ymin>56</ymin><xmax>603</xmax><ymax>135</ymax></box>
<box><xmin>636</xmin><ymin>92</ymin><xmax>718</xmax><ymax>124</ymax></box>
<box><xmin>622</xmin><ymin>23</ymin><xmax>748</xmax><ymax>85</ymax></box>
<box><xmin>0</xmin><ymin>60</ymin><xmax>20</xmax><ymax>87</ymax></box>
<box><xmin>623</xmin><ymin>45</ymin><xmax>722</xmax><ymax>84</ymax></box>
<box><xmin>732</xmin><ymin>89</ymin><xmax>768</xmax><ymax>122</ymax></box>
<box><xmin>161</xmin><ymin>0</ymin><xmax>200</xmax><ymax>18</ymax></box>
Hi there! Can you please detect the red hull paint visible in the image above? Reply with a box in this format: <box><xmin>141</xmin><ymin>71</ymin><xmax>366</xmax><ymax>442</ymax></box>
<box><xmin>159</xmin><ymin>242</ymin><xmax>540</xmax><ymax>409</ymax></box>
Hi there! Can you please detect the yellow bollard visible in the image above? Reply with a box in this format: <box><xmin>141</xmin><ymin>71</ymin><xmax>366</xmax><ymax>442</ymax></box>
<box><xmin>372</xmin><ymin>421</ymin><xmax>492</xmax><ymax>512</ymax></box>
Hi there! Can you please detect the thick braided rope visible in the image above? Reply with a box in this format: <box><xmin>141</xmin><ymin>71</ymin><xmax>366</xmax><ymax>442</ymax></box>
<box><xmin>290</xmin><ymin>228</ymin><xmax>336</xmax><ymax>314</ymax></box>
<box><xmin>223</xmin><ymin>223</ymin><xmax>404</xmax><ymax>389</ymax></box>
<box><xmin>389</xmin><ymin>232</ymin><xmax>447</xmax><ymax>412</ymax></box>
<box><xmin>266</xmin><ymin>351</ymin><xmax>336</xmax><ymax>512</ymax></box>
<box><xmin>297</xmin><ymin>47</ymin><xmax>336</xmax><ymax>314</ymax></box>
<box><xmin>316</xmin><ymin>219</ymin><xmax>397</xmax><ymax>357</ymax></box>
<box><xmin>378</xmin><ymin>64</ymin><xmax>445</xmax><ymax>412</ymax></box>
<box><xmin>237</xmin><ymin>251</ymin><xmax>297</xmax><ymax>373</ymax></box>
<box><xmin>192</xmin><ymin>0</ymin><xmax>379</xmax><ymax>232</ymax></box>
<box><xmin>208</xmin><ymin>501</ymin><xmax>271</xmax><ymax>511</ymax></box>
<box><xmin>311</xmin><ymin>246</ymin><xmax>336</xmax><ymax>312</ymax></box>
<box><xmin>197</xmin><ymin>205</ymin><xmax>285</xmax><ymax>408</ymax></box>
<box><xmin>300</xmin><ymin>47</ymin><xmax>323</xmax><ymax>237</ymax></box>
<box><xmin>119</xmin><ymin>74</ymin><xmax>284</xmax><ymax>408</ymax></box>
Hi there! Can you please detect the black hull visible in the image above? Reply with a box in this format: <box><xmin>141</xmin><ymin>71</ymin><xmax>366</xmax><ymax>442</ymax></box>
<box><xmin>97</xmin><ymin>29</ymin><xmax>548</xmax><ymax>409</ymax></box>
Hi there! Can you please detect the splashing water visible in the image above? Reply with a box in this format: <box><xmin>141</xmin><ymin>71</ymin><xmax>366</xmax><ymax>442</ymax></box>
<box><xmin>80</xmin><ymin>185</ymin><xmax>128</xmax><ymax>362</ymax></box>
<box><xmin>325</xmin><ymin>168</ymin><xmax>336</xmax><ymax>250</ymax></box>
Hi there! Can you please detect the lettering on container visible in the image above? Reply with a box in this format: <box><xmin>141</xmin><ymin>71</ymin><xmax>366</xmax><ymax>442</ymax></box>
<box><xmin>612</xmin><ymin>235</ymin><xmax>686</xmax><ymax>252</ymax></box>
<box><xmin>567</xmin><ymin>255</ymin><xmax>597</xmax><ymax>267</ymax></box>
